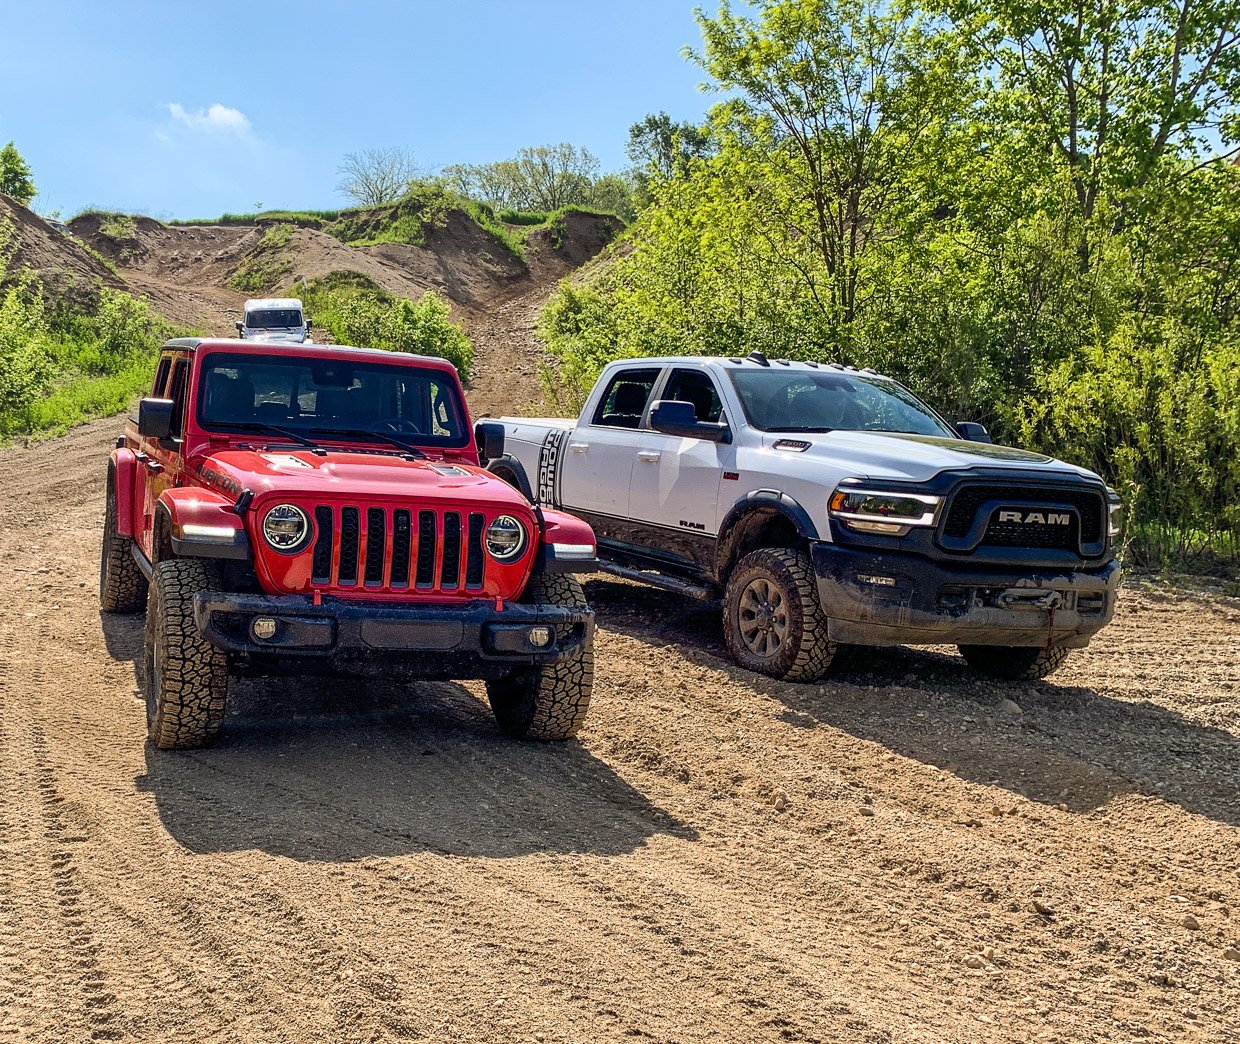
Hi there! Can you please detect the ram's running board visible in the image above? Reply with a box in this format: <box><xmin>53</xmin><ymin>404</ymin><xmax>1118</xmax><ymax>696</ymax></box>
<box><xmin>597</xmin><ymin>561</ymin><xmax>718</xmax><ymax>601</ymax></box>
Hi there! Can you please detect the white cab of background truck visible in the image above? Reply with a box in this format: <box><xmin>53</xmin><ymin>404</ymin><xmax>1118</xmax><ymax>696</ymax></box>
<box><xmin>236</xmin><ymin>298</ymin><xmax>311</xmax><ymax>344</ymax></box>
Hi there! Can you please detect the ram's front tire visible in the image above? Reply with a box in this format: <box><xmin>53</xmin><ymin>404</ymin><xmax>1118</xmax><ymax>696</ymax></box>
<box><xmin>724</xmin><ymin>547</ymin><xmax>836</xmax><ymax>682</ymax></box>
<box><xmin>99</xmin><ymin>481</ymin><xmax>147</xmax><ymax>613</ymax></box>
<box><xmin>486</xmin><ymin>573</ymin><xmax>593</xmax><ymax>741</ymax></box>
<box><xmin>958</xmin><ymin>643</ymin><xmax>1071</xmax><ymax>681</ymax></box>
<box><xmin>144</xmin><ymin>559</ymin><xmax>229</xmax><ymax>750</ymax></box>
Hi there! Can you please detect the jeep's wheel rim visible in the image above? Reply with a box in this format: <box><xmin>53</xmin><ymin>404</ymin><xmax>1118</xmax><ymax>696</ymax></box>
<box><xmin>738</xmin><ymin>577</ymin><xmax>788</xmax><ymax>658</ymax></box>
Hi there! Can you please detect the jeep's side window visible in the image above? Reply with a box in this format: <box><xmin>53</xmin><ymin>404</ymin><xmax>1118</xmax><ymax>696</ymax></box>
<box><xmin>152</xmin><ymin>356</ymin><xmax>172</xmax><ymax>397</ymax></box>
<box><xmin>664</xmin><ymin>368</ymin><xmax>724</xmax><ymax>423</ymax></box>
<box><xmin>166</xmin><ymin>358</ymin><xmax>190</xmax><ymax>439</ymax></box>
<box><xmin>591</xmin><ymin>368</ymin><xmax>661</xmax><ymax>429</ymax></box>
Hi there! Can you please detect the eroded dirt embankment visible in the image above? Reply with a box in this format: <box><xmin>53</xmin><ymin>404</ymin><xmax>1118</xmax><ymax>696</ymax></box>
<box><xmin>0</xmin><ymin>417</ymin><xmax>1237</xmax><ymax>1043</ymax></box>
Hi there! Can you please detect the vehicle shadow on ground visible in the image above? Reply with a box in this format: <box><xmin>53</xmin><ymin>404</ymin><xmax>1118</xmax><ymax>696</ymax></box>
<box><xmin>101</xmin><ymin>611</ymin><xmax>694</xmax><ymax>862</ymax></box>
<box><xmin>585</xmin><ymin>578</ymin><xmax>1240</xmax><ymax>828</ymax></box>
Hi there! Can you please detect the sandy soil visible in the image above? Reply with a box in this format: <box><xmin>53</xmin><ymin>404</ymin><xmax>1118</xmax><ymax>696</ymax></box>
<box><xmin>0</xmin><ymin>415</ymin><xmax>1237</xmax><ymax>1044</ymax></box>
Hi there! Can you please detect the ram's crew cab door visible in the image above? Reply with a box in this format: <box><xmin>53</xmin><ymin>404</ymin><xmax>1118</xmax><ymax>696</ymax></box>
<box><xmin>626</xmin><ymin>366</ymin><xmax>732</xmax><ymax>574</ymax></box>
<box><xmin>557</xmin><ymin>367</ymin><xmax>662</xmax><ymax>529</ymax></box>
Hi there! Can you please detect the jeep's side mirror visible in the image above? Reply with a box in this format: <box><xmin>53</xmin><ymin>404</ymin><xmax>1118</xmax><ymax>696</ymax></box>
<box><xmin>650</xmin><ymin>400</ymin><xmax>730</xmax><ymax>443</ymax></box>
<box><xmin>474</xmin><ymin>420</ymin><xmax>505</xmax><ymax>462</ymax></box>
<box><xmin>138</xmin><ymin>398</ymin><xmax>175</xmax><ymax>440</ymax></box>
<box><xmin>955</xmin><ymin>421</ymin><xmax>993</xmax><ymax>443</ymax></box>
<box><xmin>235</xmin><ymin>320</ymin><xmax>244</xmax><ymax>335</ymax></box>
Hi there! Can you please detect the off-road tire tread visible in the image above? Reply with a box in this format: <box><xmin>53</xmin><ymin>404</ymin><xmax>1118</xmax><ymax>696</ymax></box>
<box><xmin>145</xmin><ymin>559</ymin><xmax>228</xmax><ymax>749</ymax></box>
<box><xmin>486</xmin><ymin>573</ymin><xmax>593</xmax><ymax>741</ymax></box>
<box><xmin>100</xmin><ymin>483</ymin><xmax>147</xmax><ymax>613</ymax></box>
<box><xmin>958</xmin><ymin>643</ymin><xmax>1072</xmax><ymax>681</ymax></box>
<box><xmin>724</xmin><ymin>547</ymin><xmax>836</xmax><ymax>682</ymax></box>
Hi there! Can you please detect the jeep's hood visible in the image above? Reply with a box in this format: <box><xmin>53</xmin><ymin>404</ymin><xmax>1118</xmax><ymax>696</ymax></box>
<box><xmin>192</xmin><ymin>447</ymin><xmax>531</xmax><ymax>508</ymax></box>
<box><xmin>766</xmin><ymin>431</ymin><xmax>1101</xmax><ymax>484</ymax></box>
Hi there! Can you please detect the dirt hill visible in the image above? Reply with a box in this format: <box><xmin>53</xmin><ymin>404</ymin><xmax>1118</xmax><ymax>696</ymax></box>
<box><xmin>65</xmin><ymin>205</ymin><xmax>621</xmax><ymax>414</ymax></box>
<box><xmin>0</xmin><ymin>193</ymin><xmax>126</xmax><ymax>303</ymax></box>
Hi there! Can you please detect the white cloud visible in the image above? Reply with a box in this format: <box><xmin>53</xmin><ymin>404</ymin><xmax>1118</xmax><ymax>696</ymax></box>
<box><xmin>166</xmin><ymin>103</ymin><xmax>252</xmax><ymax>135</ymax></box>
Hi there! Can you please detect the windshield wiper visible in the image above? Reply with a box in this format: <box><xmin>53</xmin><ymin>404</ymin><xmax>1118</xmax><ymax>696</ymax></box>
<box><xmin>220</xmin><ymin>422</ymin><xmax>322</xmax><ymax>450</ymax></box>
<box><xmin>308</xmin><ymin>427</ymin><xmax>427</xmax><ymax>458</ymax></box>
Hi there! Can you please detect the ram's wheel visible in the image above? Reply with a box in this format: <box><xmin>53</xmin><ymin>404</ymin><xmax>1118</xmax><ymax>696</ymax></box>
<box><xmin>958</xmin><ymin>643</ymin><xmax>1072</xmax><ymax>681</ymax></box>
<box><xmin>99</xmin><ymin>481</ymin><xmax>147</xmax><ymax>613</ymax></box>
<box><xmin>143</xmin><ymin>559</ymin><xmax>228</xmax><ymax>750</ymax></box>
<box><xmin>724</xmin><ymin>547</ymin><xmax>836</xmax><ymax>682</ymax></box>
<box><xmin>486</xmin><ymin>573</ymin><xmax>593</xmax><ymax>741</ymax></box>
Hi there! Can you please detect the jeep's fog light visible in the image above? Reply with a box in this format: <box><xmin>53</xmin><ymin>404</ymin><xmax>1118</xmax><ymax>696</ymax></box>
<box><xmin>252</xmin><ymin>617</ymin><xmax>278</xmax><ymax>640</ymax></box>
<box><xmin>262</xmin><ymin>503</ymin><xmax>311</xmax><ymax>553</ymax></box>
<box><xmin>486</xmin><ymin>515</ymin><xmax>527</xmax><ymax>560</ymax></box>
<box><xmin>528</xmin><ymin>626</ymin><xmax>552</xmax><ymax>648</ymax></box>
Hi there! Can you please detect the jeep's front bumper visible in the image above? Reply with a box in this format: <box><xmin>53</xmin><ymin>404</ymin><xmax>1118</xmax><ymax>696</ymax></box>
<box><xmin>192</xmin><ymin>592</ymin><xmax>593</xmax><ymax>679</ymax></box>
<box><xmin>812</xmin><ymin>543</ymin><xmax>1120</xmax><ymax>649</ymax></box>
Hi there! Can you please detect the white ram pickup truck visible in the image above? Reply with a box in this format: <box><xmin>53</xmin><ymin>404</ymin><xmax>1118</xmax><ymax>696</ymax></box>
<box><xmin>478</xmin><ymin>353</ymin><xmax>1121</xmax><ymax>683</ymax></box>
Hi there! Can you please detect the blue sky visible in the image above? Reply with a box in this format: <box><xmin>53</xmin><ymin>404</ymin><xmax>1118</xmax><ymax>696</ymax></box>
<box><xmin>1</xmin><ymin>1</ymin><xmax>714</xmax><ymax>220</ymax></box>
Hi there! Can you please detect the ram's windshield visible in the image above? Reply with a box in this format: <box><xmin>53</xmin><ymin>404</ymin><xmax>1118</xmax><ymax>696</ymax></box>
<box><xmin>728</xmin><ymin>369</ymin><xmax>955</xmax><ymax>437</ymax></box>
<box><xmin>196</xmin><ymin>353</ymin><xmax>469</xmax><ymax>448</ymax></box>
<box><xmin>246</xmin><ymin>309</ymin><xmax>303</xmax><ymax>329</ymax></box>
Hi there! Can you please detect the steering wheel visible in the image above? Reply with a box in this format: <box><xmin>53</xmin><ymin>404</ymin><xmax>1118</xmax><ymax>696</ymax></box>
<box><xmin>378</xmin><ymin>419</ymin><xmax>424</xmax><ymax>435</ymax></box>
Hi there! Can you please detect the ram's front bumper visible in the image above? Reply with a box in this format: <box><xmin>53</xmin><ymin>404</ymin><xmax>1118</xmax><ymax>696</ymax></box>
<box><xmin>812</xmin><ymin>544</ymin><xmax>1120</xmax><ymax>648</ymax></box>
<box><xmin>192</xmin><ymin>592</ymin><xmax>593</xmax><ymax>679</ymax></box>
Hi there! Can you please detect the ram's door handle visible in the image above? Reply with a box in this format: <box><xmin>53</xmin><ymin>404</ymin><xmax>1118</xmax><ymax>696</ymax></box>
<box><xmin>637</xmin><ymin>450</ymin><xmax>661</xmax><ymax>463</ymax></box>
<box><xmin>568</xmin><ymin>442</ymin><xmax>589</xmax><ymax>454</ymax></box>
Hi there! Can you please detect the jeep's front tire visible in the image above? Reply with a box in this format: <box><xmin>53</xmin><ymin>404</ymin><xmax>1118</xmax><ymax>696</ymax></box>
<box><xmin>486</xmin><ymin>573</ymin><xmax>593</xmax><ymax>741</ymax></box>
<box><xmin>724</xmin><ymin>547</ymin><xmax>836</xmax><ymax>682</ymax></box>
<box><xmin>144</xmin><ymin>559</ymin><xmax>229</xmax><ymax>749</ymax></box>
<box><xmin>958</xmin><ymin>643</ymin><xmax>1071</xmax><ymax>681</ymax></box>
<box><xmin>100</xmin><ymin>481</ymin><xmax>147</xmax><ymax>613</ymax></box>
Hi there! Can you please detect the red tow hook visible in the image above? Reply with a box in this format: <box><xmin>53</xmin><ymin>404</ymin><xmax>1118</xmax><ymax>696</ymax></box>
<box><xmin>494</xmin><ymin>596</ymin><xmax>504</xmax><ymax>613</ymax></box>
<box><xmin>312</xmin><ymin>589</ymin><xmax>322</xmax><ymax>607</ymax></box>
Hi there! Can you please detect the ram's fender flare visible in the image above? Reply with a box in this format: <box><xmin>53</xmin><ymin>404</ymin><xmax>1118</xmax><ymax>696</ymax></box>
<box><xmin>155</xmin><ymin>487</ymin><xmax>250</xmax><ymax>562</ymax></box>
<box><xmin>109</xmin><ymin>448</ymin><xmax>140</xmax><ymax>537</ymax></box>
<box><xmin>715</xmin><ymin>489</ymin><xmax>821</xmax><ymax>578</ymax></box>
<box><xmin>486</xmin><ymin>453</ymin><xmax>535</xmax><ymax>503</ymax></box>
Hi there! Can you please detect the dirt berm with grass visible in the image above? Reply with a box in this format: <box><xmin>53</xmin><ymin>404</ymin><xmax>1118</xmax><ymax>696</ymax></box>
<box><xmin>0</xmin><ymin>201</ymin><xmax>1237</xmax><ymax>1043</ymax></box>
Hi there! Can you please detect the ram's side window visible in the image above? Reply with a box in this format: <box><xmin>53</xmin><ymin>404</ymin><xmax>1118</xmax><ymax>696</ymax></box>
<box><xmin>590</xmin><ymin>368</ymin><xmax>661</xmax><ymax>429</ymax></box>
<box><xmin>663</xmin><ymin>368</ymin><xmax>724</xmax><ymax>423</ymax></box>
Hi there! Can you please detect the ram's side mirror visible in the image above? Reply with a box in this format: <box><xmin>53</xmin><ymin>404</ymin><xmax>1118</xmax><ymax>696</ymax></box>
<box><xmin>955</xmin><ymin>421</ymin><xmax>993</xmax><ymax>443</ymax></box>
<box><xmin>305</xmin><ymin>318</ymin><xmax>312</xmax><ymax>329</ymax></box>
<box><xmin>138</xmin><ymin>398</ymin><xmax>175</xmax><ymax>440</ymax></box>
<box><xmin>649</xmin><ymin>400</ymin><xmax>730</xmax><ymax>443</ymax></box>
<box><xmin>474</xmin><ymin>420</ymin><xmax>505</xmax><ymax>462</ymax></box>
<box><xmin>235</xmin><ymin>320</ymin><xmax>244</xmax><ymax>335</ymax></box>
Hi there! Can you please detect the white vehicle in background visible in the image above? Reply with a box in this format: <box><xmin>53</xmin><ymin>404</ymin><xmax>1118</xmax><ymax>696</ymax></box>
<box><xmin>235</xmin><ymin>298</ymin><xmax>312</xmax><ymax>344</ymax></box>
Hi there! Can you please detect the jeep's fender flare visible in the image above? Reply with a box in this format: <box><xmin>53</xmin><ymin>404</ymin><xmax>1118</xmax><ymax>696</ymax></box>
<box><xmin>533</xmin><ymin>507</ymin><xmax>598</xmax><ymax>573</ymax></box>
<box><xmin>109</xmin><ymin>448</ymin><xmax>139</xmax><ymax>537</ymax></box>
<box><xmin>155</xmin><ymin>487</ymin><xmax>250</xmax><ymax>562</ymax></box>
<box><xmin>715</xmin><ymin>490</ymin><xmax>821</xmax><ymax>579</ymax></box>
<box><xmin>486</xmin><ymin>453</ymin><xmax>535</xmax><ymax>503</ymax></box>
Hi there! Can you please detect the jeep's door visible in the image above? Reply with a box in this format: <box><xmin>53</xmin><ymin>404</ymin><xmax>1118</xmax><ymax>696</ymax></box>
<box><xmin>557</xmin><ymin>366</ymin><xmax>662</xmax><ymax>532</ymax></box>
<box><xmin>138</xmin><ymin>354</ymin><xmax>190</xmax><ymax>559</ymax></box>
<box><xmin>626</xmin><ymin>366</ymin><xmax>732</xmax><ymax>575</ymax></box>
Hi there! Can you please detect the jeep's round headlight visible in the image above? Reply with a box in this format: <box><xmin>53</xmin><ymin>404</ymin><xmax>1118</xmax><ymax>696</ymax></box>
<box><xmin>262</xmin><ymin>504</ymin><xmax>311</xmax><ymax>553</ymax></box>
<box><xmin>485</xmin><ymin>515</ymin><xmax>527</xmax><ymax>560</ymax></box>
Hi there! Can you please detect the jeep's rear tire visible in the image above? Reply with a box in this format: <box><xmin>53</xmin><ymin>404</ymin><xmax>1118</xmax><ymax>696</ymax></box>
<box><xmin>144</xmin><ymin>559</ymin><xmax>228</xmax><ymax>749</ymax></box>
<box><xmin>486</xmin><ymin>573</ymin><xmax>593</xmax><ymax>741</ymax></box>
<box><xmin>958</xmin><ymin>643</ymin><xmax>1071</xmax><ymax>681</ymax></box>
<box><xmin>100</xmin><ymin>482</ymin><xmax>147</xmax><ymax>613</ymax></box>
<box><xmin>724</xmin><ymin>547</ymin><xmax>836</xmax><ymax>682</ymax></box>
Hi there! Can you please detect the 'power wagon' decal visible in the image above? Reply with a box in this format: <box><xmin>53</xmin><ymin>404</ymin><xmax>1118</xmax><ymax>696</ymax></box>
<box><xmin>537</xmin><ymin>429</ymin><xmax>568</xmax><ymax>508</ymax></box>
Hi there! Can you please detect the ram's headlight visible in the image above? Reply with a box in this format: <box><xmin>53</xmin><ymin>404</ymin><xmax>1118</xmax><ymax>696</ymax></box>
<box><xmin>485</xmin><ymin>515</ymin><xmax>527</xmax><ymax>560</ymax></box>
<box><xmin>1107</xmin><ymin>492</ymin><xmax>1123</xmax><ymax>540</ymax></box>
<box><xmin>262</xmin><ymin>503</ymin><xmax>311</xmax><ymax>553</ymax></box>
<box><xmin>829</xmin><ymin>488</ymin><xmax>942</xmax><ymax>535</ymax></box>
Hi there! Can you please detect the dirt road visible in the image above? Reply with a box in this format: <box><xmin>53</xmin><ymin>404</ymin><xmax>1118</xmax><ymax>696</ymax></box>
<box><xmin>1</xmin><ymin>419</ymin><xmax>1237</xmax><ymax>1043</ymax></box>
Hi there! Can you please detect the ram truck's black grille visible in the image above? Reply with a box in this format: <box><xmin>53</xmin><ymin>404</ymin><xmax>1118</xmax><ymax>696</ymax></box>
<box><xmin>942</xmin><ymin>483</ymin><xmax>1105</xmax><ymax>549</ymax></box>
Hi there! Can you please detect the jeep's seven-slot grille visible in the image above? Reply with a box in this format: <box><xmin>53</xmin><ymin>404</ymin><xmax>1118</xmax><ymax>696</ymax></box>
<box><xmin>309</xmin><ymin>505</ymin><xmax>488</xmax><ymax>592</ymax></box>
<box><xmin>942</xmin><ymin>484</ymin><xmax>1105</xmax><ymax>551</ymax></box>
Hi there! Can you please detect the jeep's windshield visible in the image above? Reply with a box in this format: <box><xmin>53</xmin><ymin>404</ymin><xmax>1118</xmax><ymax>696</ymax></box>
<box><xmin>727</xmin><ymin>369</ymin><xmax>956</xmax><ymax>437</ymax></box>
<box><xmin>197</xmin><ymin>352</ymin><xmax>469</xmax><ymax>448</ymax></box>
<box><xmin>246</xmin><ymin>309</ymin><xmax>303</xmax><ymax>329</ymax></box>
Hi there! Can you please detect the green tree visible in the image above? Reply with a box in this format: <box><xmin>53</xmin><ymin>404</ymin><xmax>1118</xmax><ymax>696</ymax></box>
<box><xmin>0</xmin><ymin>141</ymin><xmax>36</xmax><ymax>206</ymax></box>
<box><xmin>445</xmin><ymin>144</ymin><xmax>624</xmax><ymax>213</ymax></box>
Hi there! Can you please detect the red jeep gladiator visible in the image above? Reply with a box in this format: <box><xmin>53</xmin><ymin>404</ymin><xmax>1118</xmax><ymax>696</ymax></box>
<box><xmin>100</xmin><ymin>338</ymin><xmax>598</xmax><ymax>749</ymax></box>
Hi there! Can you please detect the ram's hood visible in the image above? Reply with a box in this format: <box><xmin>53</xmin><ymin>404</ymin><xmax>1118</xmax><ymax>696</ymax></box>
<box><xmin>190</xmin><ymin>447</ymin><xmax>531</xmax><ymax>508</ymax></box>
<box><xmin>768</xmin><ymin>431</ymin><xmax>1100</xmax><ymax>484</ymax></box>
